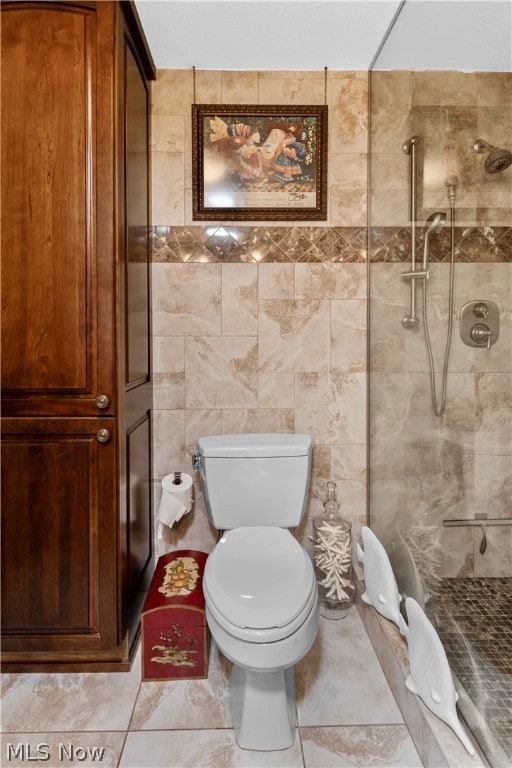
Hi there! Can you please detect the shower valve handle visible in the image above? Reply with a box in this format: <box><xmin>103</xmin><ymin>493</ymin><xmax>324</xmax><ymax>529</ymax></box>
<box><xmin>473</xmin><ymin>302</ymin><xmax>489</xmax><ymax>319</ymax></box>
<box><xmin>470</xmin><ymin>323</ymin><xmax>492</xmax><ymax>349</ymax></box>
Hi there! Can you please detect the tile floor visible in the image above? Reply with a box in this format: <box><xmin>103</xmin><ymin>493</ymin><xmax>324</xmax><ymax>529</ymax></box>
<box><xmin>1</xmin><ymin>608</ymin><xmax>422</xmax><ymax>767</ymax></box>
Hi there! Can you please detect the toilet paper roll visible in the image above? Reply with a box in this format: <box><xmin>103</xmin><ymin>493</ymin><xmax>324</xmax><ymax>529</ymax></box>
<box><xmin>157</xmin><ymin>472</ymin><xmax>193</xmax><ymax>538</ymax></box>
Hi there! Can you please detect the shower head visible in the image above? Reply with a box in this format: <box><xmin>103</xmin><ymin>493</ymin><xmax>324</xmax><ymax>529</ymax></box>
<box><xmin>486</xmin><ymin>148</ymin><xmax>512</xmax><ymax>173</ymax></box>
<box><xmin>424</xmin><ymin>211</ymin><xmax>446</xmax><ymax>235</ymax></box>
<box><xmin>473</xmin><ymin>138</ymin><xmax>512</xmax><ymax>174</ymax></box>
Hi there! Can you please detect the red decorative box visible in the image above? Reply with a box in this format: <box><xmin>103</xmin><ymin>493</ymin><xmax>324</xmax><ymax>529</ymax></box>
<box><xmin>141</xmin><ymin>550</ymin><xmax>209</xmax><ymax>681</ymax></box>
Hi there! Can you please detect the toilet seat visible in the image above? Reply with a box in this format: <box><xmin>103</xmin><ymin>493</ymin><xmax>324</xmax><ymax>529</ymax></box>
<box><xmin>204</xmin><ymin>526</ymin><xmax>317</xmax><ymax>643</ymax></box>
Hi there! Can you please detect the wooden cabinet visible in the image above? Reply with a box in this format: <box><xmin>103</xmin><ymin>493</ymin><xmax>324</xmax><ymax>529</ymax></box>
<box><xmin>1</xmin><ymin>1</ymin><xmax>155</xmax><ymax>671</ymax></box>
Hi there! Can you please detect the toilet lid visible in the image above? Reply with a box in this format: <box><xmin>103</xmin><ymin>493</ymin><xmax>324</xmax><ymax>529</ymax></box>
<box><xmin>204</xmin><ymin>527</ymin><xmax>315</xmax><ymax>630</ymax></box>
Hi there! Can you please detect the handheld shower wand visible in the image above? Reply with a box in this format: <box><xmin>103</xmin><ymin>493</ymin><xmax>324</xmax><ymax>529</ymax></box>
<box><xmin>402</xmin><ymin>211</ymin><xmax>445</xmax><ymax>285</ymax></box>
<box><xmin>422</xmin><ymin>212</ymin><xmax>446</xmax><ymax>272</ymax></box>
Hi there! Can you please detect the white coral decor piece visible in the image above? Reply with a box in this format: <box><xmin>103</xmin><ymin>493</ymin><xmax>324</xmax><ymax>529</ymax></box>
<box><xmin>314</xmin><ymin>520</ymin><xmax>352</xmax><ymax>601</ymax></box>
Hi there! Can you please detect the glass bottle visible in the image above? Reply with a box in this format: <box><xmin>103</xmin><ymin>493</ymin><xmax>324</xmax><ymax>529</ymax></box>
<box><xmin>312</xmin><ymin>481</ymin><xmax>354</xmax><ymax>619</ymax></box>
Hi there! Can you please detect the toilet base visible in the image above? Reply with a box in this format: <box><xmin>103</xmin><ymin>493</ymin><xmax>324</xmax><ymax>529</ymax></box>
<box><xmin>230</xmin><ymin>664</ymin><xmax>296</xmax><ymax>751</ymax></box>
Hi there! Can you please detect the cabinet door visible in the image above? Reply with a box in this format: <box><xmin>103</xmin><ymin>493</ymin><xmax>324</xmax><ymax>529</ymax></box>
<box><xmin>0</xmin><ymin>419</ymin><xmax>124</xmax><ymax>665</ymax></box>
<box><xmin>118</xmin><ymin>24</ymin><xmax>153</xmax><ymax>645</ymax></box>
<box><xmin>0</xmin><ymin>2</ymin><xmax>114</xmax><ymax>417</ymax></box>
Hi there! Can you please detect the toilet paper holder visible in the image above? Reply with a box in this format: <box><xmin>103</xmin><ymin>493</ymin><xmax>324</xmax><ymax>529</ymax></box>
<box><xmin>192</xmin><ymin>453</ymin><xmax>201</xmax><ymax>471</ymax></box>
<box><xmin>173</xmin><ymin>471</ymin><xmax>182</xmax><ymax>485</ymax></box>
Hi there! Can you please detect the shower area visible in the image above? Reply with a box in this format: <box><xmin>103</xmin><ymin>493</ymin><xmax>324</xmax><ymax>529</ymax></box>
<box><xmin>367</xmin><ymin>3</ymin><xmax>511</xmax><ymax>766</ymax></box>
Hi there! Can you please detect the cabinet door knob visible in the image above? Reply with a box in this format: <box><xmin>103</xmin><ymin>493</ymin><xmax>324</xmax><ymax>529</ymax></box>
<box><xmin>95</xmin><ymin>394</ymin><xmax>110</xmax><ymax>409</ymax></box>
<box><xmin>96</xmin><ymin>428</ymin><xmax>111</xmax><ymax>443</ymax></box>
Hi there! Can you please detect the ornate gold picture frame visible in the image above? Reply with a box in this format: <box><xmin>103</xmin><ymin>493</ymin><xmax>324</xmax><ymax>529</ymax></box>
<box><xmin>192</xmin><ymin>104</ymin><xmax>328</xmax><ymax>221</ymax></box>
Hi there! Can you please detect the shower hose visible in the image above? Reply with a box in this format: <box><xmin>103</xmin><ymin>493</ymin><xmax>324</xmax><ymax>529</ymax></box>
<box><xmin>422</xmin><ymin>195</ymin><xmax>455</xmax><ymax>417</ymax></box>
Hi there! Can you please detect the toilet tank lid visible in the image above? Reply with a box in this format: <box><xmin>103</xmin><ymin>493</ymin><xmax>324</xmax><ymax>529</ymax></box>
<box><xmin>197</xmin><ymin>433</ymin><xmax>311</xmax><ymax>458</ymax></box>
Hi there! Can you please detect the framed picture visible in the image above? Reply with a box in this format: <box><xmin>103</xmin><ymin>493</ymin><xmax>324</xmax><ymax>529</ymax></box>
<box><xmin>192</xmin><ymin>104</ymin><xmax>328</xmax><ymax>221</ymax></box>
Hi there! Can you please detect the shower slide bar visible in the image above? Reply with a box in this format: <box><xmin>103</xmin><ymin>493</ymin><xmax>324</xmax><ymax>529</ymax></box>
<box><xmin>443</xmin><ymin>518</ymin><xmax>512</xmax><ymax>527</ymax></box>
<box><xmin>401</xmin><ymin>135</ymin><xmax>421</xmax><ymax>329</ymax></box>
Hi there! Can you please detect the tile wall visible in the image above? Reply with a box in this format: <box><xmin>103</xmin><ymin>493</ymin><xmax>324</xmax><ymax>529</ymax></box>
<box><xmin>369</xmin><ymin>70</ymin><xmax>512</xmax><ymax>582</ymax></box>
<box><xmin>150</xmin><ymin>70</ymin><xmax>370</xmax><ymax>558</ymax></box>
<box><xmin>150</xmin><ymin>68</ymin><xmax>511</xmax><ymax>577</ymax></box>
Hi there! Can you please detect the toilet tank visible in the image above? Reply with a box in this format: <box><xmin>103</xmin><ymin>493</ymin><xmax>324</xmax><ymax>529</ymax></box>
<box><xmin>196</xmin><ymin>433</ymin><xmax>312</xmax><ymax>530</ymax></box>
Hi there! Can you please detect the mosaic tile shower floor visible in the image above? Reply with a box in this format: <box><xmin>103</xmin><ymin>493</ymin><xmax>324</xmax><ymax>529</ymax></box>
<box><xmin>427</xmin><ymin>577</ymin><xmax>512</xmax><ymax>763</ymax></box>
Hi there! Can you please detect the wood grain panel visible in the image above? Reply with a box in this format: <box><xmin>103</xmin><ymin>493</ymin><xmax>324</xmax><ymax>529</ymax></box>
<box><xmin>126</xmin><ymin>413</ymin><xmax>152</xmax><ymax>603</ymax></box>
<box><xmin>1</xmin><ymin>428</ymin><xmax>98</xmax><ymax>633</ymax></box>
<box><xmin>125</xmin><ymin>42</ymin><xmax>150</xmax><ymax>386</ymax></box>
<box><xmin>1</xmin><ymin>6</ymin><xmax>92</xmax><ymax>392</ymax></box>
<box><xmin>119</xmin><ymin>31</ymin><xmax>154</xmax><ymax>646</ymax></box>
<box><xmin>0</xmin><ymin>0</ymin><xmax>154</xmax><ymax>671</ymax></box>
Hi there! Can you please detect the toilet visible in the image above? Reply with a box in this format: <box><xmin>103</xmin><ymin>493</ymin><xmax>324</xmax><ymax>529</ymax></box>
<box><xmin>193</xmin><ymin>433</ymin><xmax>319</xmax><ymax>751</ymax></box>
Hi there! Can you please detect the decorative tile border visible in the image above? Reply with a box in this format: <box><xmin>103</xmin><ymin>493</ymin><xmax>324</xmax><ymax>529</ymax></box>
<box><xmin>150</xmin><ymin>225</ymin><xmax>511</xmax><ymax>264</ymax></box>
<box><xmin>370</xmin><ymin>226</ymin><xmax>512</xmax><ymax>264</ymax></box>
<box><xmin>150</xmin><ymin>226</ymin><xmax>367</xmax><ymax>263</ymax></box>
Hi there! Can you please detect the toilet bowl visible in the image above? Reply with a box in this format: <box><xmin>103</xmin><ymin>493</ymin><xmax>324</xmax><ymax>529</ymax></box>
<box><xmin>204</xmin><ymin>526</ymin><xmax>319</xmax><ymax>750</ymax></box>
<box><xmin>193</xmin><ymin>433</ymin><xmax>318</xmax><ymax>751</ymax></box>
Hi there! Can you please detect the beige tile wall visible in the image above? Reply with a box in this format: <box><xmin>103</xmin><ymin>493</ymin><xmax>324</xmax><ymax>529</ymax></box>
<box><xmin>150</xmin><ymin>68</ymin><xmax>511</xmax><ymax>575</ymax></box>
<box><xmin>370</xmin><ymin>71</ymin><xmax>512</xmax><ymax>226</ymax></box>
<box><xmin>369</xmin><ymin>70</ymin><xmax>512</xmax><ymax>580</ymax></box>
<box><xmin>151</xmin><ymin>70</ymin><xmax>368</xmax><ymax>227</ymax></box>
<box><xmin>152</xmin><ymin>259</ymin><xmax>368</xmax><ymax>558</ymax></box>
<box><xmin>151</xmin><ymin>70</ymin><xmax>369</xmax><ymax>557</ymax></box>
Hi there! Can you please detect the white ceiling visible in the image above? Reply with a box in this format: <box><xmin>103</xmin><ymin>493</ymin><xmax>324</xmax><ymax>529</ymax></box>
<box><xmin>134</xmin><ymin>0</ymin><xmax>512</xmax><ymax>72</ymax></box>
<box><xmin>375</xmin><ymin>0</ymin><xmax>512</xmax><ymax>72</ymax></box>
<box><xmin>134</xmin><ymin>0</ymin><xmax>402</xmax><ymax>70</ymax></box>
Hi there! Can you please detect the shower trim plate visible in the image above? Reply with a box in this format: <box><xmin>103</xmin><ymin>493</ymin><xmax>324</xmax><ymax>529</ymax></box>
<box><xmin>460</xmin><ymin>300</ymin><xmax>499</xmax><ymax>349</ymax></box>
